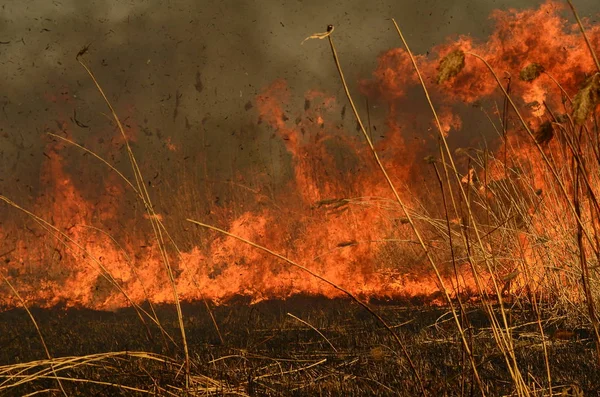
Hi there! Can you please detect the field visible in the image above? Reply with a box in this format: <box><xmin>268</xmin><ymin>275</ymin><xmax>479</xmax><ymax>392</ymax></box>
<box><xmin>2</xmin><ymin>1</ymin><xmax>600</xmax><ymax>396</ymax></box>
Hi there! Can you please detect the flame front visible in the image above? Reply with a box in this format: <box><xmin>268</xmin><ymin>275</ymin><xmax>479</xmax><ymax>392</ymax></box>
<box><xmin>1</xmin><ymin>0</ymin><xmax>599</xmax><ymax>310</ymax></box>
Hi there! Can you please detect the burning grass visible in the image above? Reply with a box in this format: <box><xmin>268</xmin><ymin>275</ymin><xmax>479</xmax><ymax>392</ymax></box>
<box><xmin>1</xmin><ymin>0</ymin><xmax>600</xmax><ymax>395</ymax></box>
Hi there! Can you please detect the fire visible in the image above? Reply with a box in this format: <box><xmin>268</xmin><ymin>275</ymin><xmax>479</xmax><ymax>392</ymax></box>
<box><xmin>1</xmin><ymin>0</ymin><xmax>599</xmax><ymax>309</ymax></box>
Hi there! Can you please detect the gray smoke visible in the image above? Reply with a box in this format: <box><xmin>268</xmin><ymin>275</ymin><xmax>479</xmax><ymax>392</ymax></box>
<box><xmin>0</xmin><ymin>0</ymin><xmax>596</xmax><ymax>212</ymax></box>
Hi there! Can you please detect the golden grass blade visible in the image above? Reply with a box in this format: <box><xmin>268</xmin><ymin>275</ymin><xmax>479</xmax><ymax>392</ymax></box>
<box><xmin>0</xmin><ymin>195</ymin><xmax>174</xmax><ymax>341</ymax></box>
<box><xmin>0</xmin><ymin>275</ymin><xmax>67</xmax><ymax>396</ymax></box>
<box><xmin>186</xmin><ymin>217</ymin><xmax>423</xmax><ymax>395</ymax></box>
<box><xmin>567</xmin><ymin>0</ymin><xmax>600</xmax><ymax>72</ymax></box>
<box><xmin>75</xmin><ymin>52</ymin><xmax>190</xmax><ymax>387</ymax></box>
<box><xmin>287</xmin><ymin>312</ymin><xmax>338</xmax><ymax>352</ymax></box>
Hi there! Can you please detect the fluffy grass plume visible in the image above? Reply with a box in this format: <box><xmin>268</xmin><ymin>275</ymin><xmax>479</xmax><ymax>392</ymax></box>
<box><xmin>572</xmin><ymin>72</ymin><xmax>600</xmax><ymax>125</ymax></box>
<box><xmin>519</xmin><ymin>63</ymin><xmax>545</xmax><ymax>82</ymax></box>
<box><xmin>436</xmin><ymin>49</ymin><xmax>465</xmax><ymax>84</ymax></box>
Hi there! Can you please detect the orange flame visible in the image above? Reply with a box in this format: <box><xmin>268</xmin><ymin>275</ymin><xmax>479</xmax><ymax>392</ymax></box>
<box><xmin>1</xmin><ymin>0</ymin><xmax>599</xmax><ymax>309</ymax></box>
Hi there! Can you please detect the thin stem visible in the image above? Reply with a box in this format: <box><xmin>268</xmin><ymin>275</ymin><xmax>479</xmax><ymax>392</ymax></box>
<box><xmin>287</xmin><ymin>313</ymin><xmax>338</xmax><ymax>352</ymax></box>
<box><xmin>76</xmin><ymin>54</ymin><xmax>190</xmax><ymax>387</ymax></box>
<box><xmin>567</xmin><ymin>0</ymin><xmax>600</xmax><ymax>72</ymax></box>
<box><xmin>326</xmin><ymin>28</ymin><xmax>472</xmax><ymax>396</ymax></box>
<box><xmin>186</xmin><ymin>218</ymin><xmax>421</xmax><ymax>395</ymax></box>
<box><xmin>0</xmin><ymin>275</ymin><xmax>67</xmax><ymax>397</ymax></box>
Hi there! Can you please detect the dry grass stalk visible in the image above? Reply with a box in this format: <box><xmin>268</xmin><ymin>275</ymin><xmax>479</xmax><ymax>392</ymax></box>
<box><xmin>186</xmin><ymin>218</ymin><xmax>425</xmax><ymax>395</ymax></box>
<box><xmin>287</xmin><ymin>312</ymin><xmax>338</xmax><ymax>352</ymax></box>
<box><xmin>75</xmin><ymin>52</ymin><xmax>191</xmax><ymax>387</ymax></box>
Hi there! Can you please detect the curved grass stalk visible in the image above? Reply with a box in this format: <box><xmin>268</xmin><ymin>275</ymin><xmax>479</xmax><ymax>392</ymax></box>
<box><xmin>46</xmin><ymin>133</ymin><xmax>140</xmax><ymax>197</ymax></box>
<box><xmin>287</xmin><ymin>312</ymin><xmax>338</xmax><ymax>352</ymax></box>
<box><xmin>75</xmin><ymin>54</ymin><xmax>190</xmax><ymax>387</ymax></box>
<box><xmin>325</xmin><ymin>27</ymin><xmax>483</xmax><ymax>396</ymax></box>
<box><xmin>567</xmin><ymin>0</ymin><xmax>600</xmax><ymax>72</ymax></box>
<box><xmin>0</xmin><ymin>275</ymin><xmax>67</xmax><ymax>397</ymax></box>
<box><xmin>186</xmin><ymin>218</ymin><xmax>425</xmax><ymax>396</ymax></box>
<box><xmin>390</xmin><ymin>20</ymin><xmax>529</xmax><ymax>395</ymax></box>
<box><xmin>48</xmin><ymin>132</ymin><xmax>223</xmax><ymax>345</ymax></box>
<box><xmin>0</xmin><ymin>196</ymin><xmax>174</xmax><ymax>344</ymax></box>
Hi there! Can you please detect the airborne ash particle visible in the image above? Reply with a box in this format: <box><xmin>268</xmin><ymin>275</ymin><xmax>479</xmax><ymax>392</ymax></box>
<box><xmin>194</xmin><ymin>71</ymin><xmax>204</xmax><ymax>93</ymax></box>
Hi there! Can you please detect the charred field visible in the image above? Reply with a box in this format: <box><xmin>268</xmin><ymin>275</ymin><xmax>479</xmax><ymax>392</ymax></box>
<box><xmin>2</xmin><ymin>0</ymin><xmax>600</xmax><ymax>396</ymax></box>
<box><xmin>1</xmin><ymin>297</ymin><xmax>598</xmax><ymax>396</ymax></box>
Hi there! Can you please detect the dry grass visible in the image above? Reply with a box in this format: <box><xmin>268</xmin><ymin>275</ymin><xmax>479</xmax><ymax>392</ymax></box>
<box><xmin>1</xmin><ymin>3</ymin><xmax>600</xmax><ymax>396</ymax></box>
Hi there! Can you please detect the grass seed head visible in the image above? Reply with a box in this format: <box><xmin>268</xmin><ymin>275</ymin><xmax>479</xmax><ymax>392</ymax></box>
<box><xmin>572</xmin><ymin>72</ymin><xmax>600</xmax><ymax>125</ymax></box>
<box><xmin>370</xmin><ymin>346</ymin><xmax>387</xmax><ymax>361</ymax></box>
<box><xmin>423</xmin><ymin>155</ymin><xmax>436</xmax><ymax>164</ymax></box>
<box><xmin>519</xmin><ymin>63</ymin><xmax>545</xmax><ymax>82</ymax></box>
<box><xmin>534</xmin><ymin>120</ymin><xmax>554</xmax><ymax>145</ymax></box>
<box><xmin>436</xmin><ymin>49</ymin><xmax>465</xmax><ymax>84</ymax></box>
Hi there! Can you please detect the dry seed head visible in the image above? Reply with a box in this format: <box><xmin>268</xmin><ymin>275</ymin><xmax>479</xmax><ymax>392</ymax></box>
<box><xmin>555</xmin><ymin>113</ymin><xmax>569</xmax><ymax>123</ymax></box>
<box><xmin>370</xmin><ymin>346</ymin><xmax>387</xmax><ymax>361</ymax></box>
<box><xmin>436</xmin><ymin>49</ymin><xmax>465</xmax><ymax>84</ymax></box>
<box><xmin>519</xmin><ymin>63</ymin><xmax>545</xmax><ymax>82</ymax></box>
<box><xmin>423</xmin><ymin>155</ymin><xmax>436</xmax><ymax>164</ymax></box>
<box><xmin>534</xmin><ymin>120</ymin><xmax>554</xmax><ymax>145</ymax></box>
<box><xmin>572</xmin><ymin>73</ymin><xmax>600</xmax><ymax>125</ymax></box>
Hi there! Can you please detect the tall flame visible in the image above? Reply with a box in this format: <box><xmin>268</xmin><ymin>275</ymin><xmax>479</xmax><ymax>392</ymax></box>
<box><xmin>1</xmin><ymin>0</ymin><xmax>599</xmax><ymax>309</ymax></box>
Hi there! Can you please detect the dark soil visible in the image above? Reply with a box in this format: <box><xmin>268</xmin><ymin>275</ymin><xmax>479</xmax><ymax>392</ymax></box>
<box><xmin>0</xmin><ymin>295</ymin><xmax>597</xmax><ymax>396</ymax></box>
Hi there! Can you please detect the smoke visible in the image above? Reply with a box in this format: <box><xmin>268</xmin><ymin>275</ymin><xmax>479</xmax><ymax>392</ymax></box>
<box><xmin>0</xmin><ymin>0</ymin><xmax>597</xmax><ymax>207</ymax></box>
<box><xmin>0</xmin><ymin>0</ymin><xmax>599</xmax><ymax>307</ymax></box>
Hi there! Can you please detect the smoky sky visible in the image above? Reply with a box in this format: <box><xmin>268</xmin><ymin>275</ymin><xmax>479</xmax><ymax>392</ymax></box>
<box><xmin>0</xmin><ymin>0</ymin><xmax>597</xmax><ymax>208</ymax></box>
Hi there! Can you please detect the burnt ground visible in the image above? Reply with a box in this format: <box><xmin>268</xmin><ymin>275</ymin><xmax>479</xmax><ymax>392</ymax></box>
<box><xmin>0</xmin><ymin>296</ymin><xmax>598</xmax><ymax>396</ymax></box>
